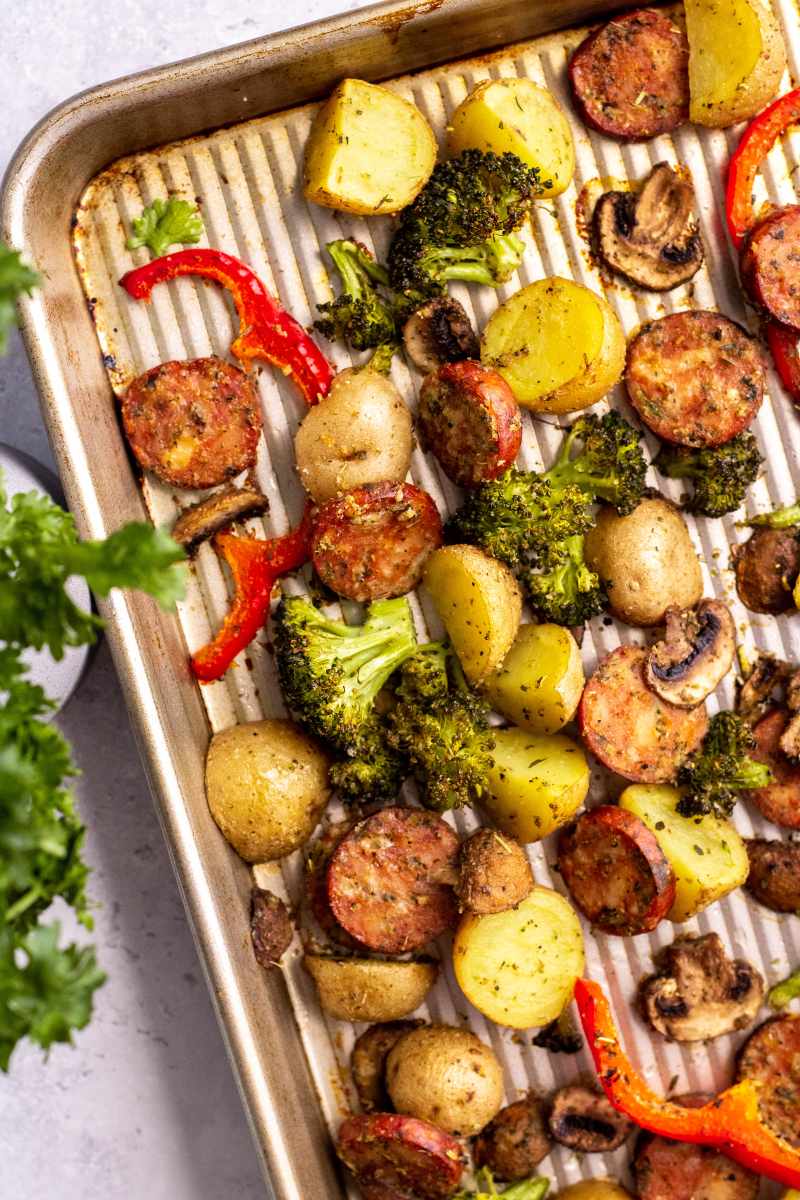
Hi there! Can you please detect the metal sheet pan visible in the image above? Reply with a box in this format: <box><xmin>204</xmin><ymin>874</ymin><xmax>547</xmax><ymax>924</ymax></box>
<box><xmin>3</xmin><ymin>2</ymin><xmax>800</xmax><ymax>1196</ymax></box>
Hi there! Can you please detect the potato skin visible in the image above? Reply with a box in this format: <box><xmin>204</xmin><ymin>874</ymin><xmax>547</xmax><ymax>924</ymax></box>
<box><xmin>295</xmin><ymin>369</ymin><xmax>413</xmax><ymax>503</ymax></box>
<box><xmin>304</xmin><ymin>956</ymin><xmax>438</xmax><ymax>1022</ymax></box>
<box><xmin>386</xmin><ymin>1024</ymin><xmax>504</xmax><ymax>1136</ymax></box>
<box><xmin>457</xmin><ymin>828</ymin><xmax>534</xmax><ymax>914</ymax></box>
<box><xmin>483</xmin><ymin>623</ymin><xmax>584</xmax><ymax>734</ymax></box>
<box><xmin>584</xmin><ymin>499</ymin><xmax>702</xmax><ymax>627</ymax></box>
<box><xmin>205</xmin><ymin>720</ymin><xmax>330</xmax><ymax>862</ymax></box>
<box><xmin>686</xmin><ymin>0</ymin><xmax>785</xmax><ymax>128</ymax></box>
<box><xmin>556</xmin><ymin>1183</ymin><xmax>633</xmax><ymax>1200</ymax></box>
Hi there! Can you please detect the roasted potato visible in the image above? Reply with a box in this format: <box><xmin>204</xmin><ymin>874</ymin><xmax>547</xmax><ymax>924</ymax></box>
<box><xmin>619</xmin><ymin>784</ymin><xmax>749</xmax><ymax>922</ymax></box>
<box><xmin>556</xmin><ymin>1183</ymin><xmax>633</xmax><ymax>1200</ymax></box>
<box><xmin>481</xmin><ymin>277</ymin><xmax>625</xmax><ymax>413</ymax></box>
<box><xmin>483</xmin><ymin>622</ymin><xmax>584</xmax><ymax>733</ymax></box>
<box><xmin>422</xmin><ymin>544</ymin><xmax>522</xmax><ymax>684</ymax></box>
<box><xmin>453</xmin><ymin>885</ymin><xmax>584</xmax><ymax>1028</ymax></box>
<box><xmin>304</xmin><ymin>955</ymin><xmax>438</xmax><ymax>1022</ymax></box>
<box><xmin>205</xmin><ymin>720</ymin><xmax>330</xmax><ymax>862</ymax></box>
<box><xmin>295</xmin><ymin>369</ymin><xmax>413</xmax><ymax>503</ymax></box>
<box><xmin>448</xmin><ymin>79</ymin><xmax>575</xmax><ymax>197</ymax></box>
<box><xmin>685</xmin><ymin>0</ymin><xmax>785</xmax><ymax>128</ymax></box>
<box><xmin>482</xmin><ymin>729</ymin><xmax>590</xmax><ymax>843</ymax></box>
<box><xmin>584</xmin><ymin>498</ymin><xmax>703</xmax><ymax>627</ymax></box>
<box><xmin>303</xmin><ymin>79</ymin><xmax>436</xmax><ymax>215</ymax></box>
<box><xmin>457</xmin><ymin>828</ymin><xmax>534</xmax><ymax>914</ymax></box>
<box><xmin>386</xmin><ymin>1024</ymin><xmax>504</xmax><ymax>1136</ymax></box>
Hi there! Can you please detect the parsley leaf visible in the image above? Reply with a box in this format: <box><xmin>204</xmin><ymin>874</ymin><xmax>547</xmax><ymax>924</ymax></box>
<box><xmin>126</xmin><ymin>197</ymin><xmax>204</xmax><ymax>257</ymax></box>
<box><xmin>0</xmin><ymin>242</ymin><xmax>40</xmax><ymax>354</ymax></box>
<box><xmin>64</xmin><ymin>522</ymin><xmax>188</xmax><ymax>610</ymax></box>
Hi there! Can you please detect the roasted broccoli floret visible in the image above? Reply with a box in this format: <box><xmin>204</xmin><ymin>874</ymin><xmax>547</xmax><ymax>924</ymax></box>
<box><xmin>315</xmin><ymin>239</ymin><xmax>402</xmax><ymax>373</ymax></box>
<box><xmin>387</xmin><ymin>150</ymin><xmax>541</xmax><ymax>300</ymax></box>
<box><xmin>521</xmin><ymin>534</ymin><xmax>606</xmax><ymax>627</ymax></box>
<box><xmin>654</xmin><ymin>433</ymin><xmax>763</xmax><ymax>518</ymax></box>
<box><xmin>745</xmin><ymin>497</ymin><xmax>800</xmax><ymax>528</ymax></box>
<box><xmin>386</xmin><ymin>644</ymin><xmax>496</xmax><ymax>812</ymax></box>
<box><xmin>455</xmin><ymin>1168</ymin><xmax>550</xmax><ymax>1200</ymax></box>
<box><xmin>274</xmin><ymin>594</ymin><xmax>417</xmax><ymax>801</ymax></box>
<box><xmin>544</xmin><ymin>411</ymin><xmax>648</xmax><ymax>515</ymax></box>
<box><xmin>676</xmin><ymin>711</ymin><xmax>773</xmax><ymax>819</ymax></box>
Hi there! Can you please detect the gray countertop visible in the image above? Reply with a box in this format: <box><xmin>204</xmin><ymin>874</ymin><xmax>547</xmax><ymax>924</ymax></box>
<box><xmin>0</xmin><ymin>2</ymin><xmax>369</xmax><ymax>1195</ymax></box>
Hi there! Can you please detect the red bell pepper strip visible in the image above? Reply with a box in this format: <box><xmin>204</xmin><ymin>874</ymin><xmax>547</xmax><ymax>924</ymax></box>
<box><xmin>191</xmin><ymin>507</ymin><xmax>312</xmax><ymax>682</ymax></box>
<box><xmin>767</xmin><ymin>321</ymin><xmax>800</xmax><ymax>404</ymax></box>
<box><xmin>120</xmin><ymin>248</ymin><xmax>333</xmax><ymax>406</ymax></box>
<box><xmin>726</xmin><ymin>88</ymin><xmax>800</xmax><ymax>249</ymax></box>
<box><xmin>575</xmin><ymin>977</ymin><xmax>800</xmax><ymax>1187</ymax></box>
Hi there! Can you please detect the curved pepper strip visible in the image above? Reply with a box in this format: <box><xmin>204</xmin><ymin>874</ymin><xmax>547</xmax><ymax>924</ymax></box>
<box><xmin>726</xmin><ymin>87</ymin><xmax>800</xmax><ymax>249</ymax></box>
<box><xmin>191</xmin><ymin>506</ymin><xmax>312</xmax><ymax>682</ymax></box>
<box><xmin>767</xmin><ymin>321</ymin><xmax>800</xmax><ymax>404</ymax></box>
<box><xmin>574</xmin><ymin>977</ymin><xmax>800</xmax><ymax>1187</ymax></box>
<box><xmin>120</xmin><ymin>248</ymin><xmax>333</xmax><ymax>406</ymax></box>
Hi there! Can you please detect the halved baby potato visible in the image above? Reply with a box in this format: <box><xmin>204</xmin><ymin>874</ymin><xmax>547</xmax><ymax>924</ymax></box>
<box><xmin>448</xmin><ymin>78</ymin><xmax>575</xmax><ymax>197</ymax></box>
<box><xmin>482</xmin><ymin>729</ymin><xmax>590</xmax><ymax>843</ymax></box>
<box><xmin>304</xmin><ymin>955</ymin><xmax>438</xmax><ymax>1022</ymax></box>
<box><xmin>483</xmin><ymin>622</ymin><xmax>584</xmax><ymax>733</ymax></box>
<box><xmin>685</xmin><ymin>0</ymin><xmax>785</xmax><ymax>128</ymax></box>
<box><xmin>481</xmin><ymin>277</ymin><xmax>625</xmax><ymax>413</ymax></box>
<box><xmin>303</xmin><ymin>78</ymin><xmax>437</xmax><ymax>215</ymax></box>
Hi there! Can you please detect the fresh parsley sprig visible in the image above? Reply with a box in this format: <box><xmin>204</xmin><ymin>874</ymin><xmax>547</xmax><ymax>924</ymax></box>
<box><xmin>0</xmin><ymin>242</ymin><xmax>39</xmax><ymax>354</ymax></box>
<box><xmin>126</xmin><ymin>197</ymin><xmax>204</xmax><ymax>258</ymax></box>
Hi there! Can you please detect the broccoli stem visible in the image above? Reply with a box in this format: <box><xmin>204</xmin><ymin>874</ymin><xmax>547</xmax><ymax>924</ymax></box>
<box><xmin>747</xmin><ymin>500</ymin><xmax>800</xmax><ymax>529</ymax></box>
<box><xmin>768</xmin><ymin>966</ymin><xmax>800</xmax><ymax>1009</ymax></box>
<box><xmin>327</xmin><ymin>238</ymin><xmax>390</xmax><ymax>292</ymax></box>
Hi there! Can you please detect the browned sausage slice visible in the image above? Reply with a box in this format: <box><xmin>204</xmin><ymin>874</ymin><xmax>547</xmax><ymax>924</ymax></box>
<box><xmin>578</xmin><ymin>645</ymin><xmax>709</xmax><ymax>783</ymax></box>
<box><xmin>337</xmin><ymin>1113</ymin><xmax>466</xmax><ymax>1200</ymax></box>
<box><xmin>741</xmin><ymin>206</ymin><xmax>800</xmax><ymax>330</ymax></box>
<box><xmin>548</xmin><ymin>1084</ymin><xmax>633</xmax><ymax>1152</ymax></box>
<box><xmin>568</xmin><ymin>9</ymin><xmax>689</xmax><ymax>140</ymax></box>
<box><xmin>418</xmin><ymin>361</ymin><xmax>521</xmax><ymax>488</ymax></box>
<box><xmin>351</xmin><ymin>1021</ymin><xmax>425</xmax><ymax>1114</ymax></box>
<box><xmin>737</xmin><ymin>1014</ymin><xmax>800</xmax><ymax>1147</ymax></box>
<box><xmin>625</xmin><ymin>311</ymin><xmax>765</xmax><ymax>447</ymax></box>
<box><xmin>327</xmin><ymin>807</ymin><xmax>459</xmax><ymax>954</ymax></box>
<box><xmin>557</xmin><ymin>806</ymin><xmax>676</xmax><ymax>934</ymax></box>
<box><xmin>473</xmin><ymin>1094</ymin><xmax>551</xmax><ymax>1182</ymax></box>
<box><xmin>121</xmin><ymin>356</ymin><xmax>262</xmax><ymax>488</ymax></box>
<box><xmin>746</xmin><ymin>708</ymin><xmax>800</xmax><ymax>829</ymax></box>
<box><xmin>311</xmin><ymin>482</ymin><xmax>443</xmax><ymax>602</ymax></box>
<box><xmin>304</xmin><ymin>819</ymin><xmax>360</xmax><ymax>949</ymax></box>
<box><xmin>745</xmin><ymin>837</ymin><xmax>800</xmax><ymax>912</ymax></box>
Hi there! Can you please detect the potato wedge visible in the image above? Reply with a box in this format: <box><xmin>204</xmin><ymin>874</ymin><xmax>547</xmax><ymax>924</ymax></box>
<box><xmin>448</xmin><ymin>79</ymin><xmax>575</xmax><ymax>197</ymax></box>
<box><xmin>685</xmin><ymin>0</ymin><xmax>785</xmax><ymax>128</ymax></box>
<box><xmin>481</xmin><ymin>278</ymin><xmax>625</xmax><ymax>413</ymax></box>
<box><xmin>423</xmin><ymin>544</ymin><xmax>522</xmax><ymax>684</ymax></box>
<box><xmin>557</xmin><ymin>1183</ymin><xmax>633</xmax><ymax>1200</ymax></box>
<box><xmin>482</xmin><ymin>729</ymin><xmax>590</xmax><ymax>844</ymax></box>
<box><xmin>303</xmin><ymin>78</ymin><xmax>437</xmax><ymax>215</ymax></box>
<box><xmin>453</xmin><ymin>885</ymin><xmax>584</xmax><ymax>1028</ymax></box>
<box><xmin>483</xmin><ymin>623</ymin><xmax>584</xmax><ymax>733</ymax></box>
<box><xmin>619</xmin><ymin>784</ymin><xmax>749</xmax><ymax>922</ymax></box>
<box><xmin>304</xmin><ymin>955</ymin><xmax>438</xmax><ymax>1022</ymax></box>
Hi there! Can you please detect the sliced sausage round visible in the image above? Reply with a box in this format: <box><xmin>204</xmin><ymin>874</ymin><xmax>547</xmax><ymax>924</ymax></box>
<box><xmin>634</xmin><ymin>1126</ymin><xmax>759</xmax><ymax>1200</ymax></box>
<box><xmin>417</xmin><ymin>361</ymin><xmax>521</xmax><ymax>488</ymax></box>
<box><xmin>737</xmin><ymin>1014</ymin><xmax>800</xmax><ymax>1147</ymax></box>
<box><xmin>473</xmin><ymin>1094</ymin><xmax>551</xmax><ymax>1182</ymax></box>
<box><xmin>557</xmin><ymin>805</ymin><xmax>676</xmax><ymax>935</ymax></box>
<box><xmin>327</xmin><ymin>807</ymin><xmax>460</xmax><ymax>954</ymax></box>
<box><xmin>741</xmin><ymin>206</ymin><xmax>800</xmax><ymax>330</ymax></box>
<box><xmin>733</xmin><ymin>528</ymin><xmax>800</xmax><ymax>615</ymax></box>
<box><xmin>625</xmin><ymin>311</ymin><xmax>765</xmax><ymax>447</ymax></box>
<box><xmin>568</xmin><ymin>9</ymin><xmax>689</xmax><ymax>140</ymax></box>
<box><xmin>250</xmin><ymin>887</ymin><xmax>293</xmax><ymax>968</ymax></box>
<box><xmin>746</xmin><ymin>708</ymin><xmax>800</xmax><ymax>829</ymax></box>
<box><xmin>311</xmin><ymin>482</ymin><xmax>443</xmax><ymax>602</ymax></box>
<box><xmin>745</xmin><ymin>837</ymin><xmax>800</xmax><ymax>912</ymax></box>
<box><xmin>304</xmin><ymin>820</ymin><xmax>360</xmax><ymax>949</ymax></box>
<box><xmin>337</xmin><ymin>1113</ymin><xmax>466</xmax><ymax>1200</ymax></box>
<box><xmin>578</xmin><ymin>645</ymin><xmax>709</xmax><ymax>783</ymax></box>
<box><xmin>351</xmin><ymin>1021</ymin><xmax>425</xmax><ymax>1114</ymax></box>
<box><xmin>548</xmin><ymin>1084</ymin><xmax>633</xmax><ymax>1153</ymax></box>
<box><xmin>121</xmin><ymin>356</ymin><xmax>262</xmax><ymax>489</ymax></box>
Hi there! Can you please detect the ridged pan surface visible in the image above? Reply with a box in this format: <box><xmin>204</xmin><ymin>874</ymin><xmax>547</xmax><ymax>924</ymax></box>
<box><xmin>73</xmin><ymin>6</ymin><xmax>800</xmax><ymax>1193</ymax></box>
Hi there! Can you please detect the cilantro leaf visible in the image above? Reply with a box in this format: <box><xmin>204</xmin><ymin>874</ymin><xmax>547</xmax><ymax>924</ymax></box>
<box><xmin>0</xmin><ymin>242</ymin><xmax>39</xmax><ymax>354</ymax></box>
<box><xmin>126</xmin><ymin>197</ymin><xmax>204</xmax><ymax>257</ymax></box>
<box><xmin>64</xmin><ymin>522</ymin><xmax>187</xmax><ymax>610</ymax></box>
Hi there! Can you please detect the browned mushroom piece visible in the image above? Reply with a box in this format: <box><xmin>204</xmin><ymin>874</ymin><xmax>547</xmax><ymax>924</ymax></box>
<box><xmin>645</xmin><ymin>599</ymin><xmax>736</xmax><ymax>708</ymax></box>
<box><xmin>172</xmin><ymin>483</ymin><xmax>269</xmax><ymax>550</ymax></box>
<box><xmin>778</xmin><ymin>668</ymin><xmax>800</xmax><ymax>759</ymax></box>
<box><xmin>745</xmin><ymin>838</ymin><xmax>800</xmax><ymax>913</ymax></box>
<box><xmin>548</xmin><ymin>1084</ymin><xmax>633</xmax><ymax>1153</ymax></box>
<box><xmin>456</xmin><ymin>828</ymin><xmax>534</xmax><ymax>915</ymax></box>
<box><xmin>733</xmin><ymin>526</ymin><xmax>800</xmax><ymax>614</ymax></box>
<box><xmin>351</xmin><ymin>1020</ymin><xmax>425</xmax><ymax>1113</ymax></box>
<box><xmin>593</xmin><ymin>163</ymin><xmax>703</xmax><ymax>292</ymax></box>
<box><xmin>737</xmin><ymin>653</ymin><xmax>792</xmax><ymax>726</ymax></box>
<box><xmin>473</xmin><ymin>1094</ymin><xmax>551</xmax><ymax>1181</ymax></box>
<box><xmin>402</xmin><ymin>298</ymin><xmax>480</xmax><ymax>375</ymax></box>
<box><xmin>250</xmin><ymin>887</ymin><xmax>294</xmax><ymax>968</ymax></box>
<box><xmin>639</xmin><ymin>932</ymin><xmax>764</xmax><ymax>1042</ymax></box>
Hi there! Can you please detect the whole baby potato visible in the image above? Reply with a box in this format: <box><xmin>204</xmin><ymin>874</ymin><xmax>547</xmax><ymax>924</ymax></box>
<box><xmin>295</xmin><ymin>369</ymin><xmax>413</xmax><ymax>502</ymax></box>
<box><xmin>206</xmin><ymin>719</ymin><xmax>330</xmax><ymax>862</ymax></box>
<box><xmin>483</xmin><ymin>622</ymin><xmax>584</xmax><ymax>733</ymax></box>
<box><xmin>386</xmin><ymin>1024</ymin><xmax>504</xmax><ymax>1136</ymax></box>
<box><xmin>584</xmin><ymin>498</ymin><xmax>702</xmax><ymax>627</ymax></box>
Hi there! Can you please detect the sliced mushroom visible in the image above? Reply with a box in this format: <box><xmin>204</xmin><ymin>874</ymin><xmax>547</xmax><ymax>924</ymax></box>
<box><xmin>402</xmin><ymin>297</ymin><xmax>479</xmax><ymax>374</ymax></box>
<box><xmin>778</xmin><ymin>669</ymin><xmax>800</xmax><ymax>759</ymax></box>
<box><xmin>548</xmin><ymin>1085</ymin><xmax>633</xmax><ymax>1153</ymax></box>
<box><xmin>639</xmin><ymin>933</ymin><xmax>765</xmax><ymax>1043</ymax></box>
<box><xmin>645</xmin><ymin>599</ymin><xmax>736</xmax><ymax>708</ymax></box>
<box><xmin>172</xmin><ymin>483</ymin><xmax>269</xmax><ymax>550</ymax></box>
<box><xmin>250</xmin><ymin>887</ymin><xmax>294</xmax><ymax>968</ymax></box>
<box><xmin>593</xmin><ymin>162</ymin><xmax>703</xmax><ymax>291</ymax></box>
<box><xmin>737</xmin><ymin>652</ymin><xmax>792</xmax><ymax>726</ymax></box>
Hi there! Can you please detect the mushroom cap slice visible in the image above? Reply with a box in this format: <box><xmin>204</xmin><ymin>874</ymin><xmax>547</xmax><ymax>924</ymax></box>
<box><xmin>172</xmin><ymin>483</ymin><xmax>269</xmax><ymax>550</ymax></box>
<box><xmin>402</xmin><ymin>297</ymin><xmax>479</xmax><ymax>375</ymax></box>
<box><xmin>646</xmin><ymin>599</ymin><xmax>736</xmax><ymax>708</ymax></box>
